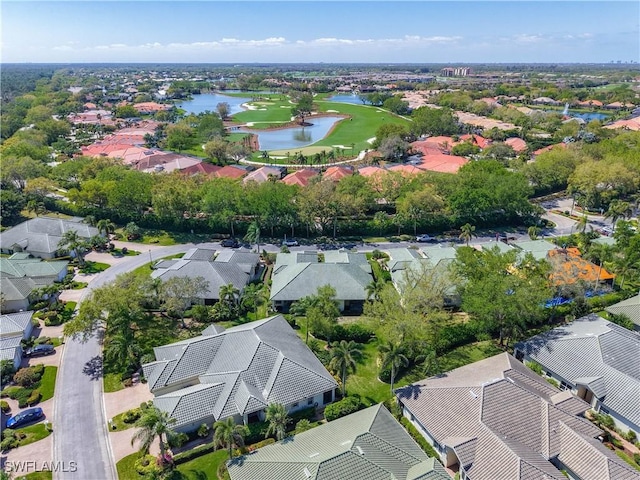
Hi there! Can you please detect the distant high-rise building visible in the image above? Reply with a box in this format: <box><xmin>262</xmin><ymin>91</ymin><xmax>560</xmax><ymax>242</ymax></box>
<box><xmin>441</xmin><ymin>67</ymin><xmax>471</xmax><ymax>77</ymax></box>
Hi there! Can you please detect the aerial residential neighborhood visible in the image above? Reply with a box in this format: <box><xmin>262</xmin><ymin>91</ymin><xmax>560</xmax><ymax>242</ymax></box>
<box><xmin>1</xmin><ymin>1</ymin><xmax>640</xmax><ymax>480</ymax></box>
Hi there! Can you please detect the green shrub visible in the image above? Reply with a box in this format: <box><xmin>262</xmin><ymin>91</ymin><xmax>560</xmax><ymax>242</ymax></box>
<box><xmin>625</xmin><ymin>430</ymin><xmax>637</xmax><ymax>443</ymax></box>
<box><xmin>289</xmin><ymin>406</ymin><xmax>316</xmax><ymax>424</ymax></box>
<box><xmin>32</xmin><ymin>364</ymin><xmax>45</xmax><ymax>377</ymax></box>
<box><xmin>197</xmin><ymin>423</ymin><xmax>209</xmax><ymax>438</ymax></box>
<box><xmin>611</xmin><ymin>437</ymin><xmax>623</xmax><ymax>449</ymax></box>
<box><xmin>294</xmin><ymin>419</ymin><xmax>313</xmax><ymax>434</ymax></box>
<box><xmin>169</xmin><ymin>432</ymin><xmax>188</xmax><ymax>448</ymax></box>
<box><xmin>34</xmin><ymin>337</ymin><xmax>51</xmax><ymax>345</ymax></box>
<box><xmin>245</xmin><ymin>421</ymin><xmax>269</xmax><ymax>445</ymax></box>
<box><xmin>27</xmin><ymin>389</ymin><xmax>42</xmax><ymax>406</ymax></box>
<box><xmin>1</xmin><ymin>433</ymin><xmax>18</xmax><ymax>451</ymax></box>
<box><xmin>122</xmin><ymin>408</ymin><xmax>141</xmax><ymax>424</ymax></box>
<box><xmin>0</xmin><ymin>360</ymin><xmax>15</xmax><ymax>386</ymax></box>
<box><xmin>134</xmin><ymin>454</ymin><xmax>161</xmax><ymax>476</ymax></box>
<box><xmin>324</xmin><ymin>396</ymin><xmax>364</xmax><ymax>422</ymax></box>
<box><xmin>173</xmin><ymin>444</ymin><xmax>215</xmax><ymax>465</ymax></box>
<box><xmin>251</xmin><ymin>438</ymin><xmax>275</xmax><ymax>449</ymax></box>
<box><xmin>0</xmin><ymin>401</ymin><xmax>10</xmax><ymax>413</ymax></box>
<box><xmin>332</xmin><ymin>324</ymin><xmax>374</xmax><ymax>343</ymax></box>
<box><xmin>13</xmin><ymin>368</ymin><xmax>39</xmax><ymax>387</ymax></box>
<box><xmin>633</xmin><ymin>453</ymin><xmax>640</xmax><ymax>466</ymax></box>
<box><xmin>399</xmin><ymin>416</ymin><xmax>440</xmax><ymax>459</ymax></box>
<box><xmin>526</xmin><ymin>361</ymin><xmax>544</xmax><ymax>376</ymax></box>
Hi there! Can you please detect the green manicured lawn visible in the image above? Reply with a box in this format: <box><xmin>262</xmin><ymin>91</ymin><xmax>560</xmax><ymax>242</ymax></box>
<box><xmin>117</xmin><ymin>450</ymin><xmax>230</xmax><ymax>480</ymax></box>
<box><xmin>616</xmin><ymin>450</ymin><xmax>640</xmax><ymax>471</ymax></box>
<box><xmin>103</xmin><ymin>373</ymin><xmax>124</xmax><ymax>393</ymax></box>
<box><xmin>16</xmin><ymin>471</ymin><xmax>52</xmax><ymax>480</ymax></box>
<box><xmin>15</xmin><ymin>423</ymin><xmax>52</xmax><ymax>448</ymax></box>
<box><xmin>79</xmin><ymin>261</ymin><xmax>110</xmax><ymax>274</ymax></box>
<box><xmin>109</xmin><ymin>409</ymin><xmax>139</xmax><ymax>431</ymax></box>
<box><xmin>39</xmin><ymin>366</ymin><xmax>57</xmax><ymax>402</ymax></box>
<box><xmin>131</xmin><ymin>253</ymin><xmax>185</xmax><ymax>280</ymax></box>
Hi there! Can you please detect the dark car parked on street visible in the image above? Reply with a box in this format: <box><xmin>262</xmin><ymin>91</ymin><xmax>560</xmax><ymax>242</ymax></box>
<box><xmin>220</xmin><ymin>238</ymin><xmax>240</xmax><ymax>248</ymax></box>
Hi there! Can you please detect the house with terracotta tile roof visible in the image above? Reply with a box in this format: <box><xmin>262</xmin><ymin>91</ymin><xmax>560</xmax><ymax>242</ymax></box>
<box><xmin>604</xmin><ymin>117</ymin><xmax>640</xmax><ymax>131</ymax></box>
<box><xmin>243</xmin><ymin>166</ymin><xmax>285</xmax><ymax>184</ymax></box>
<box><xmin>357</xmin><ymin>166</ymin><xmax>387</xmax><ymax>178</ymax></box>
<box><xmin>134</xmin><ymin>154</ymin><xmax>202</xmax><ymax>173</ymax></box>
<box><xmin>417</xmin><ymin>154</ymin><xmax>468</xmax><ymax>174</ymax></box>
<box><xmin>282</xmin><ymin>168</ymin><xmax>319</xmax><ymax>187</ymax></box>
<box><xmin>547</xmin><ymin>247</ymin><xmax>614</xmax><ymax>287</ymax></box>
<box><xmin>532</xmin><ymin>143</ymin><xmax>567</xmax><ymax>157</ymax></box>
<box><xmin>388</xmin><ymin>164</ymin><xmax>426</xmax><ymax>175</ymax></box>
<box><xmin>213</xmin><ymin>165</ymin><xmax>249</xmax><ymax>180</ymax></box>
<box><xmin>132</xmin><ymin>102</ymin><xmax>173</xmax><ymax>114</ymax></box>
<box><xmin>396</xmin><ymin>352</ymin><xmax>640</xmax><ymax>480</ymax></box>
<box><xmin>459</xmin><ymin>134</ymin><xmax>491</xmax><ymax>149</ymax></box>
<box><xmin>505</xmin><ymin>137</ymin><xmax>528</xmax><ymax>153</ymax></box>
<box><xmin>322</xmin><ymin>166</ymin><xmax>353</xmax><ymax>182</ymax></box>
<box><xmin>180</xmin><ymin>162</ymin><xmax>222</xmax><ymax>177</ymax></box>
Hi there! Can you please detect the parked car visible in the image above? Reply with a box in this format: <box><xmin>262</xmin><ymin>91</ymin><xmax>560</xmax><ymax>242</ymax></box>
<box><xmin>220</xmin><ymin>238</ymin><xmax>240</xmax><ymax>248</ymax></box>
<box><xmin>416</xmin><ymin>234</ymin><xmax>433</xmax><ymax>242</ymax></box>
<box><xmin>282</xmin><ymin>238</ymin><xmax>299</xmax><ymax>247</ymax></box>
<box><xmin>25</xmin><ymin>344</ymin><xmax>55</xmax><ymax>357</ymax></box>
<box><xmin>598</xmin><ymin>226</ymin><xmax>614</xmax><ymax>236</ymax></box>
<box><xmin>5</xmin><ymin>407</ymin><xmax>44</xmax><ymax>429</ymax></box>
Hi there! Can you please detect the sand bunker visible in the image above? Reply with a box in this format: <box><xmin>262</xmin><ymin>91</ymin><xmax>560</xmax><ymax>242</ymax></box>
<box><xmin>366</xmin><ymin>137</ymin><xmax>376</xmax><ymax>144</ymax></box>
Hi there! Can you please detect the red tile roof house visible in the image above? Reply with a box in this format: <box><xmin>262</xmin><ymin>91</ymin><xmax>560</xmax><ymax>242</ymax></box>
<box><xmin>323</xmin><ymin>166</ymin><xmax>353</xmax><ymax>182</ymax></box>
<box><xmin>180</xmin><ymin>162</ymin><xmax>222</xmax><ymax>177</ymax></box>
<box><xmin>459</xmin><ymin>134</ymin><xmax>491</xmax><ymax>149</ymax></box>
<box><xmin>132</xmin><ymin>102</ymin><xmax>173</xmax><ymax>114</ymax></box>
<box><xmin>282</xmin><ymin>169</ymin><xmax>319</xmax><ymax>187</ymax></box>
<box><xmin>505</xmin><ymin>137</ymin><xmax>528</xmax><ymax>153</ymax></box>
<box><xmin>417</xmin><ymin>153</ymin><xmax>468</xmax><ymax>174</ymax></box>
<box><xmin>532</xmin><ymin>143</ymin><xmax>567</xmax><ymax>158</ymax></box>
<box><xmin>213</xmin><ymin>165</ymin><xmax>249</xmax><ymax>180</ymax></box>
<box><xmin>133</xmin><ymin>154</ymin><xmax>202</xmax><ymax>173</ymax></box>
<box><xmin>387</xmin><ymin>164</ymin><xmax>426</xmax><ymax>175</ymax></box>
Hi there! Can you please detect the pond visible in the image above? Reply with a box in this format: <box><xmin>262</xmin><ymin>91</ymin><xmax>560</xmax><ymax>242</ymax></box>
<box><xmin>569</xmin><ymin>111</ymin><xmax>610</xmax><ymax>122</ymax></box>
<box><xmin>241</xmin><ymin>116</ymin><xmax>345</xmax><ymax>151</ymax></box>
<box><xmin>326</xmin><ymin>94</ymin><xmax>366</xmax><ymax>105</ymax></box>
<box><xmin>177</xmin><ymin>92</ymin><xmax>252</xmax><ymax>115</ymax></box>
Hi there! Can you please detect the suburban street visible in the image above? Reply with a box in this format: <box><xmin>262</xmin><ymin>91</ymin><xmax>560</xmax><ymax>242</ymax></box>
<box><xmin>50</xmin><ymin>198</ymin><xmax>613</xmax><ymax>479</ymax></box>
<box><xmin>53</xmin><ymin>243</ymin><xmax>197</xmax><ymax>480</ymax></box>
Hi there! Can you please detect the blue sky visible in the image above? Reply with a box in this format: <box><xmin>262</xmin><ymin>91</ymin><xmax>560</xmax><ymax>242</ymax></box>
<box><xmin>2</xmin><ymin>1</ymin><xmax>638</xmax><ymax>63</ymax></box>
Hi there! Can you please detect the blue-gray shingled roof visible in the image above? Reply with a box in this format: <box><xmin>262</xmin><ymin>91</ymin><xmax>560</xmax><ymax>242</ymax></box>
<box><xmin>605</xmin><ymin>293</ymin><xmax>640</xmax><ymax>328</ymax></box>
<box><xmin>143</xmin><ymin>315</ymin><xmax>337</xmax><ymax>429</ymax></box>
<box><xmin>0</xmin><ymin>217</ymin><xmax>99</xmax><ymax>255</ymax></box>
<box><xmin>517</xmin><ymin>314</ymin><xmax>640</xmax><ymax>432</ymax></box>
<box><xmin>227</xmin><ymin>404</ymin><xmax>450</xmax><ymax>480</ymax></box>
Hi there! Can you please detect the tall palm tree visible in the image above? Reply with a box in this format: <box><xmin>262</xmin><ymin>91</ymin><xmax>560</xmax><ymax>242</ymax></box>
<box><xmin>240</xmin><ymin>283</ymin><xmax>265</xmax><ymax>318</ymax></box>
<box><xmin>604</xmin><ymin>200</ymin><xmax>631</xmax><ymax>230</ymax></box>
<box><xmin>575</xmin><ymin>214</ymin><xmax>588</xmax><ymax>234</ymax></box>
<box><xmin>244</xmin><ymin>220</ymin><xmax>261</xmax><ymax>253</ymax></box>
<box><xmin>585</xmin><ymin>243</ymin><xmax>614</xmax><ymax>291</ymax></box>
<box><xmin>265</xmin><ymin>403</ymin><xmax>289</xmax><ymax>441</ymax></box>
<box><xmin>365</xmin><ymin>280</ymin><xmax>384</xmax><ymax>302</ymax></box>
<box><xmin>459</xmin><ymin>223</ymin><xmax>477</xmax><ymax>247</ymax></box>
<box><xmin>378</xmin><ymin>341</ymin><xmax>409</xmax><ymax>395</ymax></box>
<box><xmin>219</xmin><ymin>283</ymin><xmax>240</xmax><ymax>309</ymax></box>
<box><xmin>419</xmin><ymin>349</ymin><xmax>440</xmax><ymax>377</ymax></box>
<box><xmin>213</xmin><ymin>417</ymin><xmax>248</xmax><ymax>460</ymax></box>
<box><xmin>131</xmin><ymin>406</ymin><xmax>178</xmax><ymax>461</ymax></box>
<box><xmin>329</xmin><ymin>340</ymin><xmax>363</xmax><ymax>397</ymax></box>
<box><xmin>96</xmin><ymin>218</ymin><xmax>116</xmax><ymax>237</ymax></box>
<box><xmin>104</xmin><ymin>333</ymin><xmax>141</xmax><ymax>371</ymax></box>
<box><xmin>57</xmin><ymin>229</ymin><xmax>87</xmax><ymax>266</ymax></box>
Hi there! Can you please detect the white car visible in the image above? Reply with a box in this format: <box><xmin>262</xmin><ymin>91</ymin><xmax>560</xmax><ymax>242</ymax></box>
<box><xmin>416</xmin><ymin>234</ymin><xmax>432</xmax><ymax>242</ymax></box>
<box><xmin>282</xmin><ymin>238</ymin><xmax>299</xmax><ymax>247</ymax></box>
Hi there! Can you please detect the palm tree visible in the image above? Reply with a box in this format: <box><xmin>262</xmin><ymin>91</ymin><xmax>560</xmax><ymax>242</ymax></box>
<box><xmin>604</xmin><ymin>200</ymin><xmax>631</xmax><ymax>230</ymax></box>
<box><xmin>329</xmin><ymin>340</ymin><xmax>363</xmax><ymax>397</ymax></box>
<box><xmin>585</xmin><ymin>243</ymin><xmax>614</xmax><ymax>291</ymax></box>
<box><xmin>219</xmin><ymin>283</ymin><xmax>240</xmax><ymax>310</ymax></box>
<box><xmin>459</xmin><ymin>223</ymin><xmax>477</xmax><ymax>247</ymax></box>
<box><xmin>419</xmin><ymin>349</ymin><xmax>440</xmax><ymax>377</ymax></box>
<box><xmin>131</xmin><ymin>406</ymin><xmax>178</xmax><ymax>462</ymax></box>
<box><xmin>244</xmin><ymin>220</ymin><xmax>261</xmax><ymax>253</ymax></box>
<box><xmin>104</xmin><ymin>333</ymin><xmax>141</xmax><ymax>371</ymax></box>
<box><xmin>378</xmin><ymin>341</ymin><xmax>408</xmax><ymax>395</ymax></box>
<box><xmin>96</xmin><ymin>218</ymin><xmax>116</xmax><ymax>237</ymax></box>
<box><xmin>265</xmin><ymin>402</ymin><xmax>289</xmax><ymax>441</ymax></box>
<box><xmin>213</xmin><ymin>417</ymin><xmax>248</xmax><ymax>460</ymax></box>
<box><xmin>365</xmin><ymin>280</ymin><xmax>384</xmax><ymax>302</ymax></box>
<box><xmin>527</xmin><ymin>225</ymin><xmax>540</xmax><ymax>240</ymax></box>
<box><xmin>57</xmin><ymin>230</ymin><xmax>87</xmax><ymax>266</ymax></box>
<box><xmin>575</xmin><ymin>214</ymin><xmax>589</xmax><ymax>234</ymax></box>
<box><xmin>240</xmin><ymin>283</ymin><xmax>265</xmax><ymax>318</ymax></box>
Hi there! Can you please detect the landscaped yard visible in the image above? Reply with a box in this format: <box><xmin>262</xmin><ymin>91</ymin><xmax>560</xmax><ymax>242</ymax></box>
<box><xmin>78</xmin><ymin>261</ymin><xmax>110</xmax><ymax>274</ymax></box>
<box><xmin>16</xmin><ymin>471</ymin><xmax>53</xmax><ymax>480</ymax></box>
<box><xmin>14</xmin><ymin>423</ymin><xmax>51</xmax><ymax>448</ymax></box>
<box><xmin>116</xmin><ymin>449</ymin><xmax>230</xmax><ymax>480</ymax></box>
<box><xmin>103</xmin><ymin>373</ymin><xmax>125</xmax><ymax>393</ymax></box>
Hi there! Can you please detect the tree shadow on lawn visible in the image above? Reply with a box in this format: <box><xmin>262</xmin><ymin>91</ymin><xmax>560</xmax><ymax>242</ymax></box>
<box><xmin>83</xmin><ymin>355</ymin><xmax>103</xmax><ymax>381</ymax></box>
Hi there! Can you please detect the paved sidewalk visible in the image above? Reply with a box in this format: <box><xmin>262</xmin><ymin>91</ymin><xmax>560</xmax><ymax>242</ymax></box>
<box><xmin>104</xmin><ymin>383</ymin><xmax>154</xmax><ymax>422</ymax></box>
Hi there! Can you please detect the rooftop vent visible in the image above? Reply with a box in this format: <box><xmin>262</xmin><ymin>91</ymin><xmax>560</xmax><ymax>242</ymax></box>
<box><xmin>356</xmin><ymin>446</ymin><xmax>364</xmax><ymax>455</ymax></box>
<box><xmin>470</xmin><ymin>390</ymin><xmax>478</xmax><ymax>398</ymax></box>
<box><xmin>304</xmin><ymin>467</ymin><xmax>312</xmax><ymax>478</ymax></box>
<box><xmin>341</xmin><ymin>440</ymin><xmax>351</xmax><ymax>446</ymax></box>
<box><xmin>309</xmin><ymin>452</ymin><xmax>319</xmax><ymax>458</ymax></box>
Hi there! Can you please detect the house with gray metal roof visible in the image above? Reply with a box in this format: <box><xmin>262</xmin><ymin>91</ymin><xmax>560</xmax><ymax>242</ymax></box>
<box><xmin>396</xmin><ymin>352</ymin><xmax>639</xmax><ymax>480</ymax></box>
<box><xmin>0</xmin><ymin>311</ymin><xmax>34</xmax><ymax>369</ymax></box>
<box><xmin>512</xmin><ymin>239</ymin><xmax>559</xmax><ymax>261</ymax></box>
<box><xmin>151</xmin><ymin>248</ymin><xmax>260</xmax><ymax>304</ymax></box>
<box><xmin>605</xmin><ymin>294</ymin><xmax>640</xmax><ymax>331</ymax></box>
<box><xmin>515</xmin><ymin>314</ymin><xmax>640</xmax><ymax>438</ymax></box>
<box><xmin>0</xmin><ymin>217</ymin><xmax>99</xmax><ymax>259</ymax></box>
<box><xmin>227</xmin><ymin>403</ymin><xmax>450</xmax><ymax>480</ymax></box>
<box><xmin>142</xmin><ymin>315</ymin><xmax>337</xmax><ymax>432</ymax></box>
<box><xmin>270</xmin><ymin>251</ymin><xmax>373</xmax><ymax>313</ymax></box>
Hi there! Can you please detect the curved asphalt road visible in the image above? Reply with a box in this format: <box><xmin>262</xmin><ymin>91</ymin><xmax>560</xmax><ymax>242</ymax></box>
<box><xmin>53</xmin><ymin>243</ymin><xmax>198</xmax><ymax>480</ymax></box>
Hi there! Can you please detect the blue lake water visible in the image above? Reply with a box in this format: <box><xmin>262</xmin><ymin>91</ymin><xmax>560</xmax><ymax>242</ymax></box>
<box><xmin>177</xmin><ymin>92</ymin><xmax>252</xmax><ymax>115</ymax></box>
<box><xmin>241</xmin><ymin>116</ymin><xmax>344</xmax><ymax>151</ymax></box>
<box><xmin>569</xmin><ymin>111</ymin><xmax>609</xmax><ymax>122</ymax></box>
<box><xmin>327</xmin><ymin>94</ymin><xmax>366</xmax><ymax>105</ymax></box>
